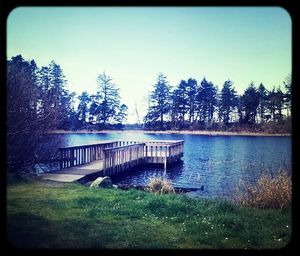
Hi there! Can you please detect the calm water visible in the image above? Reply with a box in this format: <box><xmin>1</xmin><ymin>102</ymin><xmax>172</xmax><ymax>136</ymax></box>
<box><xmin>48</xmin><ymin>132</ymin><xmax>292</xmax><ymax>199</ymax></box>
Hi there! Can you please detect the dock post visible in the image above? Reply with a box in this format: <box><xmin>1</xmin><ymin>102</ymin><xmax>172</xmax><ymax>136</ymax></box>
<box><xmin>59</xmin><ymin>149</ymin><xmax>63</xmax><ymax>169</ymax></box>
<box><xmin>164</xmin><ymin>146</ymin><xmax>167</xmax><ymax>171</ymax></box>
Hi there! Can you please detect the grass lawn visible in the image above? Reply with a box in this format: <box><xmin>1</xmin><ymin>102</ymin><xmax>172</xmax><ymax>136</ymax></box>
<box><xmin>6</xmin><ymin>174</ymin><xmax>291</xmax><ymax>249</ymax></box>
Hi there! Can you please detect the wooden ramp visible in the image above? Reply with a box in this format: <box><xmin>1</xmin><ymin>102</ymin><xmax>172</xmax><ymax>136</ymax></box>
<box><xmin>42</xmin><ymin>160</ymin><xmax>104</xmax><ymax>182</ymax></box>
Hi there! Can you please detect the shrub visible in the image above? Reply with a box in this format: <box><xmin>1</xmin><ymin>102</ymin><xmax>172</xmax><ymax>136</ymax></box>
<box><xmin>235</xmin><ymin>169</ymin><xmax>292</xmax><ymax>209</ymax></box>
<box><xmin>147</xmin><ymin>177</ymin><xmax>175</xmax><ymax>194</ymax></box>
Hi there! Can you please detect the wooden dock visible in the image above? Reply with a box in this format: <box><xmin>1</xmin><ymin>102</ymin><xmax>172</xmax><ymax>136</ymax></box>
<box><xmin>42</xmin><ymin>140</ymin><xmax>184</xmax><ymax>183</ymax></box>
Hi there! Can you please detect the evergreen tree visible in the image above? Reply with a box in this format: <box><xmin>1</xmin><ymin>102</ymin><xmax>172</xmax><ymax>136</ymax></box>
<box><xmin>283</xmin><ymin>74</ymin><xmax>291</xmax><ymax>116</ymax></box>
<box><xmin>196</xmin><ymin>78</ymin><xmax>217</xmax><ymax>124</ymax></box>
<box><xmin>219</xmin><ymin>80</ymin><xmax>238</xmax><ymax>124</ymax></box>
<box><xmin>48</xmin><ymin>61</ymin><xmax>74</xmax><ymax>129</ymax></box>
<box><xmin>237</xmin><ymin>95</ymin><xmax>244</xmax><ymax>123</ymax></box>
<box><xmin>115</xmin><ymin>104</ymin><xmax>128</xmax><ymax>124</ymax></box>
<box><xmin>170</xmin><ymin>88</ymin><xmax>182</xmax><ymax>129</ymax></box>
<box><xmin>89</xmin><ymin>94</ymin><xmax>101</xmax><ymax>124</ymax></box>
<box><xmin>266</xmin><ymin>87</ymin><xmax>284</xmax><ymax>122</ymax></box>
<box><xmin>266</xmin><ymin>88</ymin><xmax>276</xmax><ymax>122</ymax></box>
<box><xmin>93</xmin><ymin>72</ymin><xmax>121</xmax><ymax>126</ymax></box>
<box><xmin>257</xmin><ymin>83</ymin><xmax>268</xmax><ymax>122</ymax></box>
<box><xmin>77</xmin><ymin>91</ymin><xmax>91</xmax><ymax>126</ymax></box>
<box><xmin>186</xmin><ymin>78</ymin><xmax>197</xmax><ymax>124</ymax></box>
<box><xmin>275</xmin><ymin>87</ymin><xmax>284</xmax><ymax>121</ymax></box>
<box><xmin>37</xmin><ymin>66</ymin><xmax>52</xmax><ymax>124</ymax></box>
<box><xmin>176</xmin><ymin>80</ymin><xmax>189</xmax><ymax>125</ymax></box>
<box><xmin>148</xmin><ymin>73</ymin><xmax>172</xmax><ymax>129</ymax></box>
<box><xmin>240</xmin><ymin>82</ymin><xmax>260</xmax><ymax>124</ymax></box>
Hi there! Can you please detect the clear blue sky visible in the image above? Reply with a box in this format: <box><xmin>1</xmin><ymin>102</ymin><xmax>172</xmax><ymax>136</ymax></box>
<box><xmin>7</xmin><ymin>7</ymin><xmax>291</xmax><ymax>123</ymax></box>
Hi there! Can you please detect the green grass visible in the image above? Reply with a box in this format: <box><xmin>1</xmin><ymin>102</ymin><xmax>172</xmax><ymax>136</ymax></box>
<box><xmin>6</xmin><ymin>174</ymin><xmax>291</xmax><ymax>249</ymax></box>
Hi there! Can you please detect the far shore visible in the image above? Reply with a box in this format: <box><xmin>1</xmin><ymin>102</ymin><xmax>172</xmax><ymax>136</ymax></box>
<box><xmin>48</xmin><ymin>129</ymin><xmax>291</xmax><ymax>137</ymax></box>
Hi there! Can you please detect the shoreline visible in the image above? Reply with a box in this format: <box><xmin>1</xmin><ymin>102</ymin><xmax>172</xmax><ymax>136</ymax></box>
<box><xmin>48</xmin><ymin>129</ymin><xmax>291</xmax><ymax>137</ymax></box>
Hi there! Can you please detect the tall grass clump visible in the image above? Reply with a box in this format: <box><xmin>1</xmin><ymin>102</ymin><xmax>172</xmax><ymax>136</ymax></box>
<box><xmin>236</xmin><ymin>169</ymin><xmax>292</xmax><ymax>209</ymax></box>
<box><xmin>147</xmin><ymin>177</ymin><xmax>175</xmax><ymax>194</ymax></box>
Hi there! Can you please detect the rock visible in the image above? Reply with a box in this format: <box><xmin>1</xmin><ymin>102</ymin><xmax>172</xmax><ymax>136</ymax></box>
<box><xmin>112</xmin><ymin>184</ymin><xmax>118</xmax><ymax>188</ymax></box>
<box><xmin>89</xmin><ymin>176</ymin><xmax>113</xmax><ymax>188</ymax></box>
<box><xmin>33</xmin><ymin>164</ymin><xmax>44</xmax><ymax>174</ymax></box>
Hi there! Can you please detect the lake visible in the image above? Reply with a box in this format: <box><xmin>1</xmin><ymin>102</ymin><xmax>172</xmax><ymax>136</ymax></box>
<box><xmin>45</xmin><ymin>132</ymin><xmax>292</xmax><ymax>199</ymax></box>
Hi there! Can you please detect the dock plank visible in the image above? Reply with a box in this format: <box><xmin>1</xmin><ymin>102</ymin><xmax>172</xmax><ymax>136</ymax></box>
<box><xmin>42</xmin><ymin>174</ymin><xmax>86</xmax><ymax>182</ymax></box>
<box><xmin>41</xmin><ymin>160</ymin><xmax>104</xmax><ymax>182</ymax></box>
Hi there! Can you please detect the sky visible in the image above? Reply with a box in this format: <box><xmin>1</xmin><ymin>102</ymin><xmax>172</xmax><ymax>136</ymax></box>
<box><xmin>7</xmin><ymin>7</ymin><xmax>291</xmax><ymax>124</ymax></box>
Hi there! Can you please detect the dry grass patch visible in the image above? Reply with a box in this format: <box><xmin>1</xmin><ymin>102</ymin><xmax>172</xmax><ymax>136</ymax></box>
<box><xmin>236</xmin><ymin>169</ymin><xmax>292</xmax><ymax>209</ymax></box>
<box><xmin>147</xmin><ymin>177</ymin><xmax>175</xmax><ymax>194</ymax></box>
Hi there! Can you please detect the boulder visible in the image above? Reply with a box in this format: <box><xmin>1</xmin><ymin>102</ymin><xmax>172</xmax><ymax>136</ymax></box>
<box><xmin>89</xmin><ymin>176</ymin><xmax>113</xmax><ymax>188</ymax></box>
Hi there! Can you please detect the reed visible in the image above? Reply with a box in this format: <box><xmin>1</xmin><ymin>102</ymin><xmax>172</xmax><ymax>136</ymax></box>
<box><xmin>235</xmin><ymin>168</ymin><xmax>292</xmax><ymax>209</ymax></box>
<box><xmin>147</xmin><ymin>177</ymin><xmax>175</xmax><ymax>194</ymax></box>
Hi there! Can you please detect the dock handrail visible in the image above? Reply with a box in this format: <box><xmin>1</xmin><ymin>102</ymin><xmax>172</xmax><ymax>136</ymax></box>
<box><xmin>59</xmin><ymin>141</ymin><xmax>116</xmax><ymax>169</ymax></box>
<box><xmin>103</xmin><ymin>143</ymin><xmax>145</xmax><ymax>176</ymax></box>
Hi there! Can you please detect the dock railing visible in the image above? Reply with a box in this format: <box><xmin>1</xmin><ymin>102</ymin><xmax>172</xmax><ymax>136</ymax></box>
<box><xmin>103</xmin><ymin>143</ymin><xmax>145</xmax><ymax>176</ymax></box>
<box><xmin>59</xmin><ymin>141</ymin><xmax>116</xmax><ymax>169</ymax></box>
<box><xmin>113</xmin><ymin>140</ymin><xmax>184</xmax><ymax>167</ymax></box>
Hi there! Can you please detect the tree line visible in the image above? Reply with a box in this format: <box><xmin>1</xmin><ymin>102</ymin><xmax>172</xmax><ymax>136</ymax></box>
<box><xmin>6</xmin><ymin>54</ymin><xmax>291</xmax><ymax>171</ymax></box>
<box><xmin>144</xmin><ymin>73</ymin><xmax>291</xmax><ymax>132</ymax></box>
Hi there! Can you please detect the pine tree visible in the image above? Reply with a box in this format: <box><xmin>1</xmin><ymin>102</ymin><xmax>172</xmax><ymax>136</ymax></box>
<box><xmin>240</xmin><ymin>82</ymin><xmax>260</xmax><ymax>124</ymax></box>
<box><xmin>170</xmin><ymin>88</ymin><xmax>182</xmax><ymax>129</ymax></box>
<box><xmin>219</xmin><ymin>80</ymin><xmax>238</xmax><ymax>124</ymax></box>
<box><xmin>115</xmin><ymin>104</ymin><xmax>128</xmax><ymax>124</ymax></box>
<box><xmin>77</xmin><ymin>91</ymin><xmax>91</xmax><ymax>126</ymax></box>
<box><xmin>275</xmin><ymin>87</ymin><xmax>284</xmax><ymax>121</ymax></box>
<box><xmin>283</xmin><ymin>74</ymin><xmax>291</xmax><ymax>117</ymax></box>
<box><xmin>186</xmin><ymin>78</ymin><xmax>197</xmax><ymax>124</ymax></box>
<box><xmin>148</xmin><ymin>73</ymin><xmax>172</xmax><ymax>129</ymax></box>
<box><xmin>196</xmin><ymin>78</ymin><xmax>217</xmax><ymax>124</ymax></box>
<box><xmin>176</xmin><ymin>80</ymin><xmax>189</xmax><ymax>125</ymax></box>
<box><xmin>257</xmin><ymin>83</ymin><xmax>268</xmax><ymax>123</ymax></box>
<box><xmin>94</xmin><ymin>72</ymin><xmax>121</xmax><ymax>126</ymax></box>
